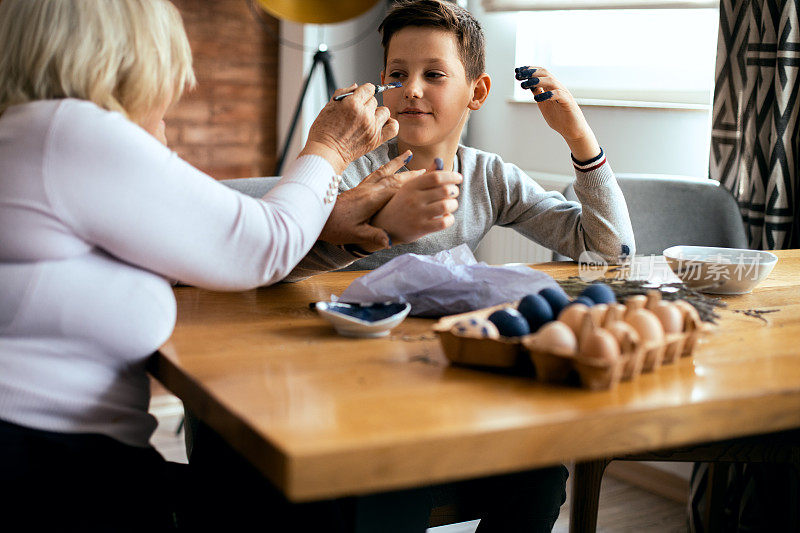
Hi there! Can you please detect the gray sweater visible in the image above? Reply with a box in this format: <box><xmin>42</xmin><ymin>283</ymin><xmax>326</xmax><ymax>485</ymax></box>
<box><xmin>287</xmin><ymin>141</ymin><xmax>634</xmax><ymax>279</ymax></box>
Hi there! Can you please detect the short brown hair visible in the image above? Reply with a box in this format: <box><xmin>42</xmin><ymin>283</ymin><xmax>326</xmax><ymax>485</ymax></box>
<box><xmin>379</xmin><ymin>0</ymin><xmax>485</xmax><ymax>81</ymax></box>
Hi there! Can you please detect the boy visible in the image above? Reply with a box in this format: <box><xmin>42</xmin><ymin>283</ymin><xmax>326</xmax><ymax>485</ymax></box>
<box><xmin>289</xmin><ymin>1</ymin><xmax>634</xmax><ymax>531</ymax></box>
<box><xmin>289</xmin><ymin>0</ymin><xmax>634</xmax><ymax>280</ymax></box>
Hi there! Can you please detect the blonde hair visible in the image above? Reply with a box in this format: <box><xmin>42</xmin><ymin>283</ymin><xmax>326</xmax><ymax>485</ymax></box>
<box><xmin>0</xmin><ymin>0</ymin><xmax>196</xmax><ymax>121</ymax></box>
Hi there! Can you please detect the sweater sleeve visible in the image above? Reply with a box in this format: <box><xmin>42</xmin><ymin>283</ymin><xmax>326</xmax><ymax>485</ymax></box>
<box><xmin>282</xmin><ymin>152</ymin><xmax>379</xmax><ymax>281</ymax></box>
<box><xmin>489</xmin><ymin>151</ymin><xmax>635</xmax><ymax>263</ymax></box>
<box><xmin>44</xmin><ymin>102</ymin><xmax>338</xmax><ymax>290</ymax></box>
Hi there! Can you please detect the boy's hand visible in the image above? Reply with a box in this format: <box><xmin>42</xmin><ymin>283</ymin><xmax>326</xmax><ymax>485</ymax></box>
<box><xmin>515</xmin><ymin>66</ymin><xmax>601</xmax><ymax>161</ymax></box>
<box><xmin>319</xmin><ymin>150</ymin><xmax>425</xmax><ymax>250</ymax></box>
<box><xmin>371</xmin><ymin>160</ymin><xmax>462</xmax><ymax>245</ymax></box>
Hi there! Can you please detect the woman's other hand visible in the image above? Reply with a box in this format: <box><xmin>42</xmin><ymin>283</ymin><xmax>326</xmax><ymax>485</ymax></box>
<box><xmin>318</xmin><ymin>150</ymin><xmax>425</xmax><ymax>251</ymax></box>
<box><xmin>300</xmin><ymin>83</ymin><xmax>399</xmax><ymax>174</ymax></box>
<box><xmin>371</xmin><ymin>160</ymin><xmax>462</xmax><ymax>245</ymax></box>
<box><xmin>516</xmin><ymin>67</ymin><xmax>601</xmax><ymax>161</ymax></box>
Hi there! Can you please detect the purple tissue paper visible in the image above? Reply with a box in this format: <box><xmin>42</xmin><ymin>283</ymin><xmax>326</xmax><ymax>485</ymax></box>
<box><xmin>339</xmin><ymin>244</ymin><xmax>561</xmax><ymax>317</ymax></box>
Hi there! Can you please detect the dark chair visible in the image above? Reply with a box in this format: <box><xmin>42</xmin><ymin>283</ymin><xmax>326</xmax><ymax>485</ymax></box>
<box><xmin>557</xmin><ymin>174</ymin><xmax>776</xmax><ymax>533</ymax></box>
<box><xmin>553</xmin><ymin>174</ymin><xmax>747</xmax><ymax>260</ymax></box>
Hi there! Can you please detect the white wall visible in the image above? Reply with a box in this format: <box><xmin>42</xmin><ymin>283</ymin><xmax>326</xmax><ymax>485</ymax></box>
<box><xmin>467</xmin><ymin>1</ymin><xmax>715</xmax><ymax>265</ymax></box>
<box><xmin>465</xmin><ymin>1</ymin><xmax>713</xmax><ymax>179</ymax></box>
<box><xmin>277</xmin><ymin>2</ymin><xmax>388</xmax><ymax>168</ymax></box>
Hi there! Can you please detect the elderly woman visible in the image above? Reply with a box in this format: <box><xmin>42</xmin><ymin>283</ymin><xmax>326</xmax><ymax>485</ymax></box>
<box><xmin>0</xmin><ymin>0</ymin><xmax>462</xmax><ymax>530</ymax></box>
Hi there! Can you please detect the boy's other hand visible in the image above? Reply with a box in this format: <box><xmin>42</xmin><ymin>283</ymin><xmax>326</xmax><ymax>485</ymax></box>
<box><xmin>318</xmin><ymin>150</ymin><xmax>424</xmax><ymax>250</ymax></box>
<box><xmin>371</xmin><ymin>159</ymin><xmax>462</xmax><ymax>245</ymax></box>
<box><xmin>517</xmin><ymin>67</ymin><xmax>601</xmax><ymax>161</ymax></box>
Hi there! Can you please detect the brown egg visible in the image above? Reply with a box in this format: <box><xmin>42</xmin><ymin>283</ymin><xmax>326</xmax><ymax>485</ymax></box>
<box><xmin>606</xmin><ymin>321</ymin><xmax>641</xmax><ymax>353</ymax></box>
<box><xmin>533</xmin><ymin>321</ymin><xmax>578</xmax><ymax>355</ymax></box>
<box><xmin>625</xmin><ymin>309</ymin><xmax>665</xmax><ymax>343</ymax></box>
<box><xmin>558</xmin><ymin>303</ymin><xmax>589</xmax><ymax>337</ymax></box>
<box><xmin>603</xmin><ymin>303</ymin><xmax>627</xmax><ymax>327</ymax></box>
<box><xmin>579</xmin><ymin>328</ymin><xmax>620</xmax><ymax>363</ymax></box>
<box><xmin>673</xmin><ymin>299</ymin><xmax>701</xmax><ymax>325</ymax></box>
<box><xmin>589</xmin><ymin>304</ymin><xmax>609</xmax><ymax>325</ymax></box>
<box><xmin>651</xmin><ymin>302</ymin><xmax>684</xmax><ymax>334</ymax></box>
<box><xmin>645</xmin><ymin>289</ymin><xmax>662</xmax><ymax>310</ymax></box>
<box><xmin>625</xmin><ymin>295</ymin><xmax>648</xmax><ymax>317</ymax></box>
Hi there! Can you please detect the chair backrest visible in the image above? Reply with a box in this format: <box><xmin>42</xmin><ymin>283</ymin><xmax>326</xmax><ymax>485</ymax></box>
<box><xmin>553</xmin><ymin>174</ymin><xmax>747</xmax><ymax>260</ymax></box>
<box><xmin>219</xmin><ymin>177</ymin><xmax>281</xmax><ymax>198</ymax></box>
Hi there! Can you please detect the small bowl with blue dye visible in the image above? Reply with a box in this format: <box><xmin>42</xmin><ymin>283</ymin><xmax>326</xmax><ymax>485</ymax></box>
<box><xmin>315</xmin><ymin>301</ymin><xmax>412</xmax><ymax>338</ymax></box>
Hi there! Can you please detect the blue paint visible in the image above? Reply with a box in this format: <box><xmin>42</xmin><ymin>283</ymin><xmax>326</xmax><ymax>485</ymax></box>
<box><xmin>515</xmin><ymin>68</ymin><xmax>537</xmax><ymax>80</ymax></box>
<box><xmin>621</xmin><ymin>244</ymin><xmax>630</xmax><ymax>257</ymax></box>
<box><xmin>318</xmin><ymin>302</ymin><xmax>408</xmax><ymax>322</ymax></box>
<box><xmin>434</xmin><ymin>157</ymin><xmax>444</xmax><ymax>171</ymax></box>
<box><xmin>520</xmin><ymin>77</ymin><xmax>540</xmax><ymax>89</ymax></box>
<box><xmin>534</xmin><ymin>91</ymin><xmax>553</xmax><ymax>103</ymax></box>
<box><xmin>404</xmin><ymin>153</ymin><xmax>413</xmax><ymax>164</ymax></box>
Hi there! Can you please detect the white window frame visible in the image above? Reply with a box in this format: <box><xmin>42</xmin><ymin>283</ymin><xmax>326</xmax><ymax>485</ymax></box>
<box><xmin>510</xmin><ymin>7</ymin><xmax>719</xmax><ymax>109</ymax></box>
<box><xmin>484</xmin><ymin>0</ymin><xmax>717</xmax><ymax>11</ymax></box>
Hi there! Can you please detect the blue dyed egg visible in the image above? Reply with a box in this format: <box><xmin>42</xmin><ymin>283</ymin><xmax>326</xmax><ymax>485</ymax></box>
<box><xmin>538</xmin><ymin>287</ymin><xmax>571</xmax><ymax>316</ymax></box>
<box><xmin>487</xmin><ymin>308</ymin><xmax>531</xmax><ymax>338</ymax></box>
<box><xmin>517</xmin><ymin>294</ymin><xmax>553</xmax><ymax>333</ymax></box>
<box><xmin>571</xmin><ymin>296</ymin><xmax>596</xmax><ymax>307</ymax></box>
<box><xmin>580</xmin><ymin>283</ymin><xmax>617</xmax><ymax>305</ymax></box>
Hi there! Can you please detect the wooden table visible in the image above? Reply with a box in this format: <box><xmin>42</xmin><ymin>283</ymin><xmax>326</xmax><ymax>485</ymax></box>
<box><xmin>151</xmin><ymin>250</ymin><xmax>800</xmax><ymax>509</ymax></box>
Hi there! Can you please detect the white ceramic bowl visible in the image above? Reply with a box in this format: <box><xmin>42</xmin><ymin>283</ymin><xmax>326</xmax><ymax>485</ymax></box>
<box><xmin>662</xmin><ymin>245</ymin><xmax>778</xmax><ymax>294</ymax></box>
<box><xmin>315</xmin><ymin>301</ymin><xmax>411</xmax><ymax>338</ymax></box>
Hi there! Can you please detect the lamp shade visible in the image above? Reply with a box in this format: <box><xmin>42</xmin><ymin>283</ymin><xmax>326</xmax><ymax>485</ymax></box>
<box><xmin>257</xmin><ymin>0</ymin><xmax>379</xmax><ymax>24</ymax></box>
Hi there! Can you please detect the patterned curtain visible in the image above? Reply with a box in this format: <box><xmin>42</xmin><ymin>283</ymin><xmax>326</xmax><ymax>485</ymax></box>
<box><xmin>710</xmin><ymin>0</ymin><xmax>800</xmax><ymax>250</ymax></box>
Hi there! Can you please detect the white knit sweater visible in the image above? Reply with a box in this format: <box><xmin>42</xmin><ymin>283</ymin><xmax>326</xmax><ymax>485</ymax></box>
<box><xmin>0</xmin><ymin>99</ymin><xmax>337</xmax><ymax>446</ymax></box>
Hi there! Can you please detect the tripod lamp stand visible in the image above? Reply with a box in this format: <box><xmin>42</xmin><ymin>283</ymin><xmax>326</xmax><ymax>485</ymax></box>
<box><xmin>254</xmin><ymin>0</ymin><xmax>380</xmax><ymax>175</ymax></box>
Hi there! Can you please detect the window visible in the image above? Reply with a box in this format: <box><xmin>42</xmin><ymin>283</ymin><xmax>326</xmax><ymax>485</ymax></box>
<box><xmin>514</xmin><ymin>9</ymin><xmax>719</xmax><ymax>107</ymax></box>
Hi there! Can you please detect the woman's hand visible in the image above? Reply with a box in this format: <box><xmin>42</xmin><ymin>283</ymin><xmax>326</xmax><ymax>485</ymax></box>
<box><xmin>371</xmin><ymin>161</ymin><xmax>462</xmax><ymax>245</ymax></box>
<box><xmin>300</xmin><ymin>83</ymin><xmax>399</xmax><ymax>174</ymax></box>
<box><xmin>318</xmin><ymin>150</ymin><xmax>425</xmax><ymax>250</ymax></box>
<box><xmin>515</xmin><ymin>67</ymin><xmax>601</xmax><ymax>161</ymax></box>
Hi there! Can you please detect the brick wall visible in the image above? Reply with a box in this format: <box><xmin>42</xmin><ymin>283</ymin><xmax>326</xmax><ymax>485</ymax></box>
<box><xmin>166</xmin><ymin>0</ymin><xmax>279</xmax><ymax>179</ymax></box>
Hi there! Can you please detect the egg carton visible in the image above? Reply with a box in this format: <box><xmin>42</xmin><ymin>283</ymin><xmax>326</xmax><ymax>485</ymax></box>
<box><xmin>433</xmin><ymin>291</ymin><xmax>711</xmax><ymax>391</ymax></box>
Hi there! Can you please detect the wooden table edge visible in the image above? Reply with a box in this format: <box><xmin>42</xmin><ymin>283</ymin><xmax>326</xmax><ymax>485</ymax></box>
<box><xmin>150</xmin><ymin>347</ymin><xmax>800</xmax><ymax>502</ymax></box>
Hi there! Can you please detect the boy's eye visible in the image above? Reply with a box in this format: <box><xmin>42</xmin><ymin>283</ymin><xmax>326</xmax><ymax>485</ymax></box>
<box><xmin>387</xmin><ymin>71</ymin><xmax>405</xmax><ymax>79</ymax></box>
<box><xmin>426</xmin><ymin>72</ymin><xmax>445</xmax><ymax>79</ymax></box>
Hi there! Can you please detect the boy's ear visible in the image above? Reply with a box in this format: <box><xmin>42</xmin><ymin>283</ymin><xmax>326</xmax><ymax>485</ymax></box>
<box><xmin>468</xmin><ymin>73</ymin><xmax>491</xmax><ymax>111</ymax></box>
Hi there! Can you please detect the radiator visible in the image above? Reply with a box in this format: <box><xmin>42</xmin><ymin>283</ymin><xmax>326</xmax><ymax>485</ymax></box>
<box><xmin>473</xmin><ymin>173</ymin><xmax>571</xmax><ymax>265</ymax></box>
<box><xmin>474</xmin><ymin>226</ymin><xmax>553</xmax><ymax>265</ymax></box>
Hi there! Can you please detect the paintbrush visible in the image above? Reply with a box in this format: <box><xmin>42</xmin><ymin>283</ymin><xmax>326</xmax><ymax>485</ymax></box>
<box><xmin>333</xmin><ymin>82</ymin><xmax>402</xmax><ymax>101</ymax></box>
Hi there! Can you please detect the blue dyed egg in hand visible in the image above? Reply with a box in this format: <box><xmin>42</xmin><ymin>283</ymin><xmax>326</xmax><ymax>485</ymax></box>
<box><xmin>517</xmin><ymin>294</ymin><xmax>553</xmax><ymax>332</ymax></box>
<box><xmin>488</xmin><ymin>308</ymin><xmax>531</xmax><ymax>338</ymax></box>
<box><xmin>580</xmin><ymin>283</ymin><xmax>617</xmax><ymax>305</ymax></box>
<box><xmin>538</xmin><ymin>287</ymin><xmax>571</xmax><ymax>316</ymax></box>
